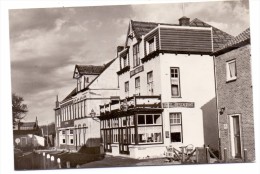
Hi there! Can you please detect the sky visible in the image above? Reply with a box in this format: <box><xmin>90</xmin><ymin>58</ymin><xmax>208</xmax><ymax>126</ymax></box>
<box><xmin>9</xmin><ymin>0</ymin><xmax>250</xmax><ymax>125</ymax></box>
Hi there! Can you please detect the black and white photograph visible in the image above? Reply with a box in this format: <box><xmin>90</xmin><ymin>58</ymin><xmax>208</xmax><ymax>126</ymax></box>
<box><xmin>0</xmin><ymin>0</ymin><xmax>260</xmax><ymax>174</ymax></box>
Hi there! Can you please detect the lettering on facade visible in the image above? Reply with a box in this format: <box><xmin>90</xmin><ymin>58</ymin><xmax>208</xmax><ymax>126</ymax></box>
<box><xmin>73</xmin><ymin>94</ymin><xmax>87</xmax><ymax>103</ymax></box>
<box><xmin>162</xmin><ymin>102</ymin><xmax>195</xmax><ymax>108</ymax></box>
<box><xmin>130</xmin><ymin>65</ymin><xmax>144</xmax><ymax>77</ymax></box>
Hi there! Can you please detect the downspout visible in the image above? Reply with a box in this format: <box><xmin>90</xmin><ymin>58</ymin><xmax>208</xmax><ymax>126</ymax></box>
<box><xmin>211</xmin><ymin>26</ymin><xmax>221</xmax><ymax>159</ymax></box>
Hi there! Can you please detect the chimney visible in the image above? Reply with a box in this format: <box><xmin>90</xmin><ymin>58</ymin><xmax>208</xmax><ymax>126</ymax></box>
<box><xmin>117</xmin><ymin>46</ymin><xmax>124</xmax><ymax>57</ymax></box>
<box><xmin>179</xmin><ymin>16</ymin><xmax>190</xmax><ymax>26</ymax></box>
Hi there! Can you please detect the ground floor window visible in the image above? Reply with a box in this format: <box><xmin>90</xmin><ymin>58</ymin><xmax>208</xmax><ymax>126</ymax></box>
<box><xmin>169</xmin><ymin>113</ymin><xmax>182</xmax><ymax>142</ymax></box>
<box><xmin>138</xmin><ymin>126</ymin><xmax>162</xmax><ymax>144</ymax></box>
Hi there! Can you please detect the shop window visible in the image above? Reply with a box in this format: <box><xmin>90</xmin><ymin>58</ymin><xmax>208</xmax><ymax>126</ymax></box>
<box><xmin>138</xmin><ymin>115</ymin><xmax>145</xmax><ymax>124</ymax></box>
<box><xmin>170</xmin><ymin>113</ymin><xmax>182</xmax><ymax>143</ymax></box>
<box><xmin>226</xmin><ymin>59</ymin><xmax>237</xmax><ymax>81</ymax></box>
<box><xmin>170</xmin><ymin>67</ymin><xmax>181</xmax><ymax>97</ymax></box>
<box><xmin>146</xmin><ymin>115</ymin><xmax>153</xmax><ymax>124</ymax></box>
<box><xmin>138</xmin><ymin>126</ymin><xmax>162</xmax><ymax>144</ymax></box>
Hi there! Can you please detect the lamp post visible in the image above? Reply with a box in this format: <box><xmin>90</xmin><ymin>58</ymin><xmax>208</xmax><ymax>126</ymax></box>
<box><xmin>78</xmin><ymin>125</ymin><xmax>81</xmax><ymax>147</ymax></box>
<box><xmin>75</xmin><ymin>125</ymin><xmax>77</xmax><ymax>150</ymax></box>
<box><xmin>83</xmin><ymin>124</ymin><xmax>87</xmax><ymax>145</ymax></box>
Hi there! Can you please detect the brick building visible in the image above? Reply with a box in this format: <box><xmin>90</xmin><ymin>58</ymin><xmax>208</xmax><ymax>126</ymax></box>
<box><xmin>213</xmin><ymin>28</ymin><xmax>255</xmax><ymax>161</ymax></box>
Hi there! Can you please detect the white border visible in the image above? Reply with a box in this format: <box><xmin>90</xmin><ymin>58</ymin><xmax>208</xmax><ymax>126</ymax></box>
<box><xmin>1</xmin><ymin>0</ymin><xmax>260</xmax><ymax>174</ymax></box>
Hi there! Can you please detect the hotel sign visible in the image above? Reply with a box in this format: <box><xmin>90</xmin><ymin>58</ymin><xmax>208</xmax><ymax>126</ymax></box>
<box><xmin>73</xmin><ymin>94</ymin><xmax>87</xmax><ymax>103</ymax></box>
<box><xmin>130</xmin><ymin>65</ymin><xmax>144</xmax><ymax>77</ymax></box>
<box><xmin>162</xmin><ymin>102</ymin><xmax>195</xmax><ymax>108</ymax></box>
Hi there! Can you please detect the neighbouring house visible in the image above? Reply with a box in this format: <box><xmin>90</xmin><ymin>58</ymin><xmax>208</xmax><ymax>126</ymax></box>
<box><xmin>13</xmin><ymin>117</ymin><xmax>44</xmax><ymax>150</ymax></box>
<box><xmin>99</xmin><ymin>17</ymin><xmax>234</xmax><ymax>158</ymax></box>
<box><xmin>213</xmin><ymin>28</ymin><xmax>255</xmax><ymax>162</ymax></box>
<box><xmin>54</xmin><ymin>58</ymin><xmax>120</xmax><ymax>151</ymax></box>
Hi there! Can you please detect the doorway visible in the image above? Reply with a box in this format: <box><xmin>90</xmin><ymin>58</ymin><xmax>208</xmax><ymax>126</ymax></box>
<box><xmin>229</xmin><ymin>115</ymin><xmax>242</xmax><ymax>158</ymax></box>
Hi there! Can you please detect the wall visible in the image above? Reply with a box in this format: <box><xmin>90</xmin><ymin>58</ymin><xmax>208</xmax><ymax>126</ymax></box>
<box><xmin>215</xmin><ymin>44</ymin><xmax>255</xmax><ymax>161</ymax></box>
<box><xmin>74</xmin><ymin>118</ymin><xmax>100</xmax><ymax>147</ymax></box>
<box><xmin>159</xmin><ymin>53</ymin><xmax>216</xmax><ymax>149</ymax></box>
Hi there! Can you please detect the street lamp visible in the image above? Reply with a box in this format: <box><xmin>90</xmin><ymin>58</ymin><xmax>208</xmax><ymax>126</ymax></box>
<box><xmin>78</xmin><ymin>125</ymin><xmax>81</xmax><ymax>147</ymax></box>
<box><xmin>90</xmin><ymin>109</ymin><xmax>96</xmax><ymax>118</ymax></box>
<box><xmin>83</xmin><ymin>124</ymin><xmax>87</xmax><ymax>145</ymax></box>
<box><xmin>75</xmin><ymin>125</ymin><xmax>77</xmax><ymax>150</ymax></box>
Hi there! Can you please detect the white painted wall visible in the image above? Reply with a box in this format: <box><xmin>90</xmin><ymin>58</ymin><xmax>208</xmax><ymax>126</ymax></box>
<box><xmin>159</xmin><ymin>53</ymin><xmax>216</xmax><ymax>148</ymax></box>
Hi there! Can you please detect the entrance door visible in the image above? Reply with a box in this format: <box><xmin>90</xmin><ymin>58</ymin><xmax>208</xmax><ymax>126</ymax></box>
<box><xmin>231</xmin><ymin>115</ymin><xmax>242</xmax><ymax>158</ymax></box>
<box><xmin>119</xmin><ymin>128</ymin><xmax>129</xmax><ymax>154</ymax></box>
<box><xmin>104</xmin><ymin>129</ymin><xmax>112</xmax><ymax>152</ymax></box>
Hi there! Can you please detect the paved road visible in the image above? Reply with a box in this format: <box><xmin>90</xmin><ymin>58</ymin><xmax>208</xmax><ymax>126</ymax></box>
<box><xmin>80</xmin><ymin>155</ymin><xmax>180</xmax><ymax>168</ymax></box>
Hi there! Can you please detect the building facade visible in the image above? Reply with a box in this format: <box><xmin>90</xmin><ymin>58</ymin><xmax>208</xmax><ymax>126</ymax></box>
<box><xmin>213</xmin><ymin>28</ymin><xmax>255</xmax><ymax>161</ymax></box>
<box><xmin>13</xmin><ymin>117</ymin><xmax>44</xmax><ymax>150</ymax></box>
<box><xmin>99</xmin><ymin>17</ymin><xmax>233</xmax><ymax>158</ymax></box>
<box><xmin>54</xmin><ymin>59</ymin><xmax>120</xmax><ymax>151</ymax></box>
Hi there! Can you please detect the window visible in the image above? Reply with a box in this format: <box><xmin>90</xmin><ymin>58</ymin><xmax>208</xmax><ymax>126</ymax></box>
<box><xmin>138</xmin><ymin>114</ymin><xmax>162</xmax><ymax>125</ymax></box>
<box><xmin>146</xmin><ymin>36</ymin><xmax>156</xmax><ymax>54</ymax></box>
<box><xmin>135</xmin><ymin>77</ymin><xmax>140</xmax><ymax>95</ymax></box>
<box><xmin>136</xmin><ymin>114</ymin><xmax>164</xmax><ymax>145</ymax></box>
<box><xmin>170</xmin><ymin>67</ymin><xmax>180</xmax><ymax>97</ymax></box>
<box><xmin>147</xmin><ymin>71</ymin><xmax>153</xmax><ymax>95</ymax></box>
<box><xmin>121</xmin><ymin>54</ymin><xmax>128</xmax><ymax>68</ymax></box>
<box><xmin>170</xmin><ymin>113</ymin><xmax>182</xmax><ymax>142</ymax></box>
<box><xmin>133</xmin><ymin>43</ymin><xmax>140</xmax><ymax>67</ymax></box>
<box><xmin>226</xmin><ymin>59</ymin><xmax>237</xmax><ymax>81</ymax></box>
<box><xmin>125</xmin><ymin>81</ymin><xmax>129</xmax><ymax>97</ymax></box>
<box><xmin>77</xmin><ymin>78</ymin><xmax>81</xmax><ymax>92</ymax></box>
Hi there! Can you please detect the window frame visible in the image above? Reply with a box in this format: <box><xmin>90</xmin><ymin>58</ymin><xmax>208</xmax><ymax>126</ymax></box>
<box><xmin>135</xmin><ymin>76</ymin><xmax>140</xmax><ymax>95</ymax></box>
<box><xmin>170</xmin><ymin>67</ymin><xmax>181</xmax><ymax>98</ymax></box>
<box><xmin>169</xmin><ymin>113</ymin><xmax>183</xmax><ymax>143</ymax></box>
<box><xmin>226</xmin><ymin>59</ymin><xmax>237</xmax><ymax>82</ymax></box>
<box><xmin>133</xmin><ymin>43</ymin><xmax>140</xmax><ymax>67</ymax></box>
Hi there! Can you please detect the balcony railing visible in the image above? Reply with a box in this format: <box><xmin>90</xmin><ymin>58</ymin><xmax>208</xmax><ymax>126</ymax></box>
<box><xmin>100</xmin><ymin>95</ymin><xmax>161</xmax><ymax>115</ymax></box>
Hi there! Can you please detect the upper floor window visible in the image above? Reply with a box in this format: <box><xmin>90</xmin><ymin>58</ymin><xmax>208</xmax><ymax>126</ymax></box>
<box><xmin>125</xmin><ymin>81</ymin><xmax>129</xmax><ymax>97</ymax></box>
<box><xmin>170</xmin><ymin>67</ymin><xmax>181</xmax><ymax>97</ymax></box>
<box><xmin>147</xmin><ymin>36</ymin><xmax>156</xmax><ymax>54</ymax></box>
<box><xmin>77</xmin><ymin>78</ymin><xmax>81</xmax><ymax>92</ymax></box>
<box><xmin>226</xmin><ymin>59</ymin><xmax>237</xmax><ymax>82</ymax></box>
<box><xmin>133</xmin><ymin>43</ymin><xmax>140</xmax><ymax>67</ymax></box>
<box><xmin>147</xmin><ymin>71</ymin><xmax>153</xmax><ymax>95</ymax></box>
<box><xmin>135</xmin><ymin>77</ymin><xmax>140</xmax><ymax>95</ymax></box>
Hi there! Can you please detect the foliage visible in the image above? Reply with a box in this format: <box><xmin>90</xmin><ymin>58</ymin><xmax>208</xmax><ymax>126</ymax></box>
<box><xmin>12</xmin><ymin>93</ymin><xmax>28</xmax><ymax>127</ymax></box>
<box><xmin>39</xmin><ymin>122</ymin><xmax>56</xmax><ymax>136</ymax></box>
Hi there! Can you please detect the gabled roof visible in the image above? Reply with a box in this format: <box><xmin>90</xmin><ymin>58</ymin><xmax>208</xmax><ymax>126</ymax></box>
<box><xmin>213</xmin><ymin>28</ymin><xmax>250</xmax><ymax>55</ymax></box>
<box><xmin>62</xmin><ymin>58</ymin><xmax>117</xmax><ymax>103</ymax></box>
<box><xmin>190</xmin><ymin>18</ymin><xmax>234</xmax><ymax>51</ymax></box>
<box><xmin>62</xmin><ymin>87</ymin><xmax>77</xmax><ymax>102</ymax></box>
<box><xmin>75</xmin><ymin>65</ymin><xmax>105</xmax><ymax>76</ymax></box>
<box><xmin>130</xmin><ymin>18</ymin><xmax>234</xmax><ymax>52</ymax></box>
<box><xmin>84</xmin><ymin>58</ymin><xmax>117</xmax><ymax>89</ymax></box>
<box><xmin>131</xmin><ymin>20</ymin><xmax>178</xmax><ymax>39</ymax></box>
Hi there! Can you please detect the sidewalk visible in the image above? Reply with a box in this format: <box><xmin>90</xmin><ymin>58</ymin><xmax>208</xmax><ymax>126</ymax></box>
<box><xmin>80</xmin><ymin>155</ymin><xmax>181</xmax><ymax>168</ymax></box>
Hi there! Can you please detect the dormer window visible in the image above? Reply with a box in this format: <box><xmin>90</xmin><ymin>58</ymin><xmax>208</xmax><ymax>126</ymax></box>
<box><xmin>123</xmin><ymin>55</ymin><xmax>127</xmax><ymax>68</ymax></box>
<box><xmin>146</xmin><ymin>36</ymin><xmax>156</xmax><ymax>55</ymax></box>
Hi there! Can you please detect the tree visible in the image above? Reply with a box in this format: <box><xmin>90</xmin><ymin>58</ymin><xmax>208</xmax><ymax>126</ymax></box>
<box><xmin>12</xmin><ymin>93</ymin><xmax>28</xmax><ymax>127</ymax></box>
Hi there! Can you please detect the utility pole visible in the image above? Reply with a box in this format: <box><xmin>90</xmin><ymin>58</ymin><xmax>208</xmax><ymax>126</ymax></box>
<box><xmin>47</xmin><ymin>121</ymin><xmax>49</xmax><ymax>147</ymax></box>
